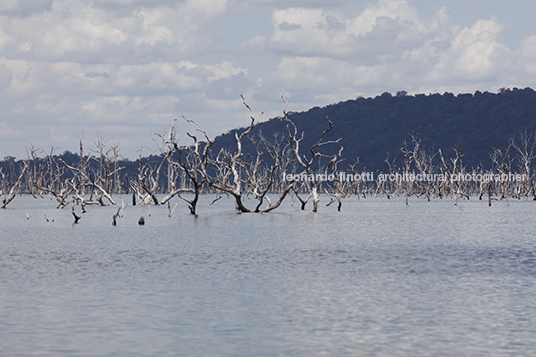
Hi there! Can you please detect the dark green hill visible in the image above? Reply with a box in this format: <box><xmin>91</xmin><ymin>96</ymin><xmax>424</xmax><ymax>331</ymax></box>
<box><xmin>210</xmin><ymin>87</ymin><xmax>536</xmax><ymax>171</ymax></box>
<box><xmin>2</xmin><ymin>87</ymin><xmax>535</xmax><ymax>184</ymax></box>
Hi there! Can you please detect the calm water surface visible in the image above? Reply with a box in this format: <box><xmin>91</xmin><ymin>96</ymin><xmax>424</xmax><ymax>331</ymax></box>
<box><xmin>1</xmin><ymin>195</ymin><xmax>536</xmax><ymax>356</ymax></box>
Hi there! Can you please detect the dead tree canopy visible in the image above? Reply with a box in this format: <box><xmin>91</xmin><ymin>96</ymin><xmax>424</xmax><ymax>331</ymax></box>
<box><xmin>203</xmin><ymin>95</ymin><xmax>259</xmax><ymax>213</ymax></box>
<box><xmin>157</xmin><ymin>117</ymin><xmax>213</xmax><ymax>215</ymax></box>
<box><xmin>1</xmin><ymin>161</ymin><xmax>28</xmax><ymax>209</ymax></box>
<box><xmin>5</xmin><ymin>93</ymin><xmax>536</xmax><ymax>213</ymax></box>
<box><xmin>283</xmin><ymin>91</ymin><xmax>343</xmax><ymax>212</ymax></box>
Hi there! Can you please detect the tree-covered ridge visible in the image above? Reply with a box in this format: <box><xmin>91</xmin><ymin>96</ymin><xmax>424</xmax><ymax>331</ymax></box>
<box><xmin>2</xmin><ymin>88</ymin><xmax>536</xmax><ymax>213</ymax></box>
<box><xmin>211</xmin><ymin>87</ymin><xmax>536</xmax><ymax>171</ymax></box>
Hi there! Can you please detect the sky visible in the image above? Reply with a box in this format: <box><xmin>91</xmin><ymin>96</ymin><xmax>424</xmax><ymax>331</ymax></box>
<box><xmin>1</xmin><ymin>0</ymin><xmax>535</xmax><ymax>160</ymax></box>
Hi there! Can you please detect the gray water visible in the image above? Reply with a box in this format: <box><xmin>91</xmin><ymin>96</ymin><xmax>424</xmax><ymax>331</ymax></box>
<box><xmin>1</xmin><ymin>195</ymin><xmax>536</xmax><ymax>356</ymax></box>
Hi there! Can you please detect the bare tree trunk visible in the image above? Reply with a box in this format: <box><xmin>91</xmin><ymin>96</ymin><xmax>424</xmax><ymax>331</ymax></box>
<box><xmin>1</xmin><ymin>161</ymin><xmax>28</xmax><ymax>209</ymax></box>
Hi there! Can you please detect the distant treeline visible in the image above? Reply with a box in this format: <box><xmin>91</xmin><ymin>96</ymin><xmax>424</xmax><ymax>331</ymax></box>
<box><xmin>4</xmin><ymin>87</ymin><xmax>536</xmax><ymax>175</ymax></box>
<box><xmin>2</xmin><ymin>88</ymin><xmax>536</xmax><ymax>212</ymax></box>
<box><xmin>1</xmin><ymin>150</ymin><xmax>166</xmax><ymax>194</ymax></box>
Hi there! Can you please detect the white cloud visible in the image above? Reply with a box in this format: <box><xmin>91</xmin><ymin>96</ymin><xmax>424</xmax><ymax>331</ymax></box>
<box><xmin>0</xmin><ymin>0</ymin><xmax>53</xmax><ymax>17</ymax></box>
<box><xmin>252</xmin><ymin>0</ymin><xmax>535</xmax><ymax>107</ymax></box>
<box><xmin>0</xmin><ymin>58</ymin><xmax>248</xmax><ymax>115</ymax></box>
<box><xmin>246</xmin><ymin>0</ymin><xmax>433</xmax><ymax>63</ymax></box>
<box><xmin>519</xmin><ymin>36</ymin><xmax>536</xmax><ymax>76</ymax></box>
<box><xmin>256</xmin><ymin>56</ymin><xmax>399</xmax><ymax>108</ymax></box>
<box><xmin>0</xmin><ymin>52</ymin><xmax>250</xmax><ymax>156</ymax></box>
<box><xmin>431</xmin><ymin>17</ymin><xmax>510</xmax><ymax>82</ymax></box>
<box><xmin>0</xmin><ymin>0</ymin><xmax>535</xmax><ymax>159</ymax></box>
<box><xmin>231</xmin><ymin>0</ymin><xmax>352</xmax><ymax>8</ymax></box>
<box><xmin>0</xmin><ymin>0</ymin><xmax>226</xmax><ymax>64</ymax></box>
<box><xmin>0</xmin><ymin>64</ymin><xmax>13</xmax><ymax>90</ymax></box>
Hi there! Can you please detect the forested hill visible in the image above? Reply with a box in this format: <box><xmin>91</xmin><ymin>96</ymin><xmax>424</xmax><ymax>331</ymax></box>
<box><xmin>2</xmin><ymin>87</ymin><xmax>535</xmax><ymax>177</ymax></box>
<box><xmin>211</xmin><ymin>87</ymin><xmax>536</xmax><ymax>171</ymax></box>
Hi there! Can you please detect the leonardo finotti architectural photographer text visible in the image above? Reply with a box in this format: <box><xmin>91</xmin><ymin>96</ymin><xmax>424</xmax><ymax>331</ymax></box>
<box><xmin>284</xmin><ymin>172</ymin><xmax>528</xmax><ymax>183</ymax></box>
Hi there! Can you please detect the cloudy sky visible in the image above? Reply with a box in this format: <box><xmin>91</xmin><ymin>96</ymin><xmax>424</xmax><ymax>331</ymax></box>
<box><xmin>1</xmin><ymin>0</ymin><xmax>535</xmax><ymax>159</ymax></box>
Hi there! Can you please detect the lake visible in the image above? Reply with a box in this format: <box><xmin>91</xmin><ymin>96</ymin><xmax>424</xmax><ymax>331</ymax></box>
<box><xmin>1</xmin><ymin>195</ymin><xmax>536</xmax><ymax>356</ymax></box>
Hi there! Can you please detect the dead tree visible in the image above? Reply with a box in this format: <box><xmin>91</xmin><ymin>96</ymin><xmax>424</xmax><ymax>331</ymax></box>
<box><xmin>27</xmin><ymin>146</ymin><xmax>73</xmax><ymax>207</ymax></box>
<box><xmin>1</xmin><ymin>161</ymin><xmax>28</xmax><ymax>209</ymax></box>
<box><xmin>336</xmin><ymin>158</ymin><xmax>360</xmax><ymax>196</ymax></box>
<box><xmin>283</xmin><ymin>99</ymin><xmax>343</xmax><ymax>212</ymax></box>
<box><xmin>379</xmin><ymin>156</ymin><xmax>397</xmax><ymax>198</ymax></box>
<box><xmin>437</xmin><ymin>149</ymin><xmax>452</xmax><ymax>199</ymax></box>
<box><xmin>71</xmin><ymin>205</ymin><xmax>81</xmax><ymax>223</ymax></box>
<box><xmin>126</xmin><ymin>149</ymin><xmax>171</xmax><ymax>206</ymax></box>
<box><xmin>158</xmin><ymin>117</ymin><xmax>212</xmax><ymax>214</ymax></box>
<box><xmin>450</xmin><ymin>144</ymin><xmax>467</xmax><ymax>205</ymax></box>
<box><xmin>60</xmin><ymin>159</ymin><xmax>116</xmax><ymax>205</ymax></box>
<box><xmin>125</xmin><ymin>155</ymin><xmax>146</xmax><ymax>204</ymax></box>
<box><xmin>91</xmin><ymin>137</ymin><xmax>125</xmax><ymax>196</ymax></box>
<box><xmin>400</xmin><ymin>138</ymin><xmax>419</xmax><ymax>205</ymax></box>
<box><xmin>60</xmin><ymin>137</ymin><xmax>116</xmax><ymax>206</ymax></box>
<box><xmin>140</xmin><ymin>153</ymin><xmax>171</xmax><ymax>206</ymax></box>
<box><xmin>244</xmin><ymin>131</ymin><xmax>298</xmax><ymax>213</ymax></box>
<box><xmin>204</xmin><ymin>96</ymin><xmax>259</xmax><ymax>213</ymax></box>
<box><xmin>27</xmin><ymin>145</ymin><xmax>46</xmax><ymax>197</ymax></box>
<box><xmin>242</xmin><ymin>141</ymin><xmax>272</xmax><ymax>211</ymax></box>
<box><xmin>510</xmin><ymin>130</ymin><xmax>536</xmax><ymax>198</ymax></box>
<box><xmin>411</xmin><ymin>137</ymin><xmax>437</xmax><ymax>201</ymax></box>
<box><xmin>324</xmin><ymin>159</ymin><xmax>346</xmax><ymax>211</ymax></box>
<box><xmin>490</xmin><ymin>146</ymin><xmax>512</xmax><ymax>199</ymax></box>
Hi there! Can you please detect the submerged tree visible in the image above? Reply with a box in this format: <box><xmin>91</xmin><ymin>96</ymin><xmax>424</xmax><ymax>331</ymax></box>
<box><xmin>4</xmin><ymin>92</ymin><xmax>536</xmax><ymax>214</ymax></box>
<box><xmin>510</xmin><ymin>130</ymin><xmax>536</xmax><ymax>198</ymax></box>
<box><xmin>157</xmin><ymin>117</ymin><xmax>212</xmax><ymax>214</ymax></box>
<box><xmin>204</xmin><ymin>96</ymin><xmax>259</xmax><ymax>212</ymax></box>
<box><xmin>60</xmin><ymin>137</ymin><xmax>117</xmax><ymax>206</ymax></box>
<box><xmin>1</xmin><ymin>160</ymin><xmax>28</xmax><ymax>209</ymax></box>
<box><xmin>283</xmin><ymin>92</ymin><xmax>343</xmax><ymax>212</ymax></box>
